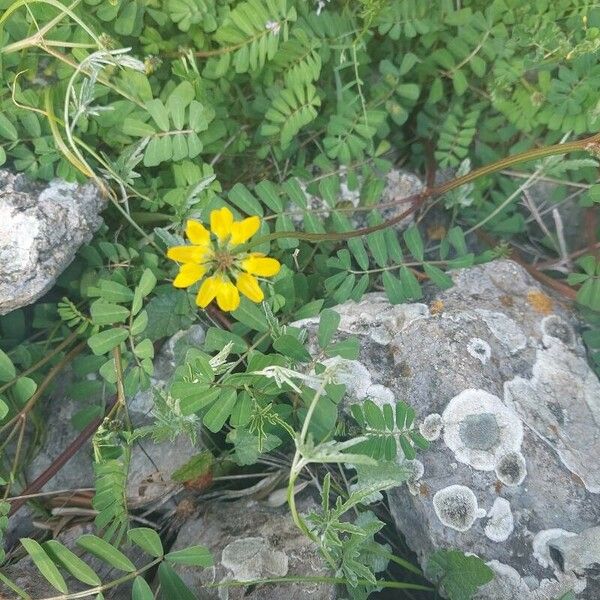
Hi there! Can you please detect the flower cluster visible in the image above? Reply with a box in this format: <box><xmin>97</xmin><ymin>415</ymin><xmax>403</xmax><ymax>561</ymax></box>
<box><xmin>167</xmin><ymin>207</ymin><xmax>281</xmax><ymax>312</ymax></box>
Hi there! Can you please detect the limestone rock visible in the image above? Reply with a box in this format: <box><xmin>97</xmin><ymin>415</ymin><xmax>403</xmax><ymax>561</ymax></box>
<box><xmin>167</xmin><ymin>498</ymin><xmax>335</xmax><ymax>600</ymax></box>
<box><xmin>18</xmin><ymin>323</ymin><xmax>206</xmax><ymax>548</ymax></box>
<box><xmin>296</xmin><ymin>260</ymin><xmax>600</xmax><ymax>599</ymax></box>
<box><xmin>0</xmin><ymin>169</ymin><xmax>105</xmax><ymax>315</ymax></box>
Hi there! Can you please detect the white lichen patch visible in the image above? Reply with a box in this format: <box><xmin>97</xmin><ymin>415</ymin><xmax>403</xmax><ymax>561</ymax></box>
<box><xmin>475</xmin><ymin>309</ymin><xmax>527</xmax><ymax>354</ymax></box>
<box><xmin>504</xmin><ymin>343</ymin><xmax>600</xmax><ymax>493</ymax></box>
<box><xmin>406</xmin><ymin>459</ymin><xmax>425</xmax><ymax>496</ymax></box>
<box><xmin>419</xmin><ymin>413</ymin><xmax>443</xmax><ymax>441</ymax></box>
<box><xmin>221</xmin><ymin>537</ymin><xmax>288</xmax><ymax>580</ymax></box>
<box><xmin>432</xmin><ymin>484</ymin><xmax>485</xmax><ymax>532</ymax></box>
<box><xmin>480</xmin><ymin>560</ymin><xmax>587</xmax><ymax>599</ymax></box>
<box><xmin>442</xmin><ymin>389</ymin><xmax>523</xmax><ymax>470</ymax></box>
<box><xmin>319</xmin><ymin>357</ymin><xmax>372</xmax><ymax>399</ymax></box>
<box><xmin>495</xmin><ymin>451</ymin><xmax>527</xmax><ymax>486</ymax></box>
<box><xmin>549</xmin><ymin>526</ymin><xmax>600</xmax><ymax>574</ymax></box>
<box><xmin>484</xmin><ymin>498</ymin><xmax>514</xmax><ymax>542</ymax></box>
<box><xmin>532</xmin><ymin>529</ymin><xmax>577</xmax><ymax>570</ymax></box>
<box><xmin>466</xmin><ymin>337</ymin><xmax>492</xmax><ymax>364</ymax></box>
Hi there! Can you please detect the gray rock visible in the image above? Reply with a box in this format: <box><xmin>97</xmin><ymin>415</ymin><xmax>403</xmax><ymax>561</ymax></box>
<box><xmin>0</xmin><ymin>169</ymin><xmax>106</xmax><ymax>315</ymax></box>
<box><xmin>296</xmin><ymin>260</ymin><xmax>600</xmax><ymax>599</ymax></box>
<box><xmin>167</xmin><ymin>498</ymin><xmax>335</xmax><ymax>600</ymax></box>
<box><xmin>24</xmin><ymin>324</ymin><xmax>205</xmax><ymax>503</ymax></box>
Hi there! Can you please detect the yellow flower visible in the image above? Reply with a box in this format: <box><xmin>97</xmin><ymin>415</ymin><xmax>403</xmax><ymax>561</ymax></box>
<box><xmin>167</xmin><ymin>207</ymin><xmax>281</xmax><ymax>312</ymax></box>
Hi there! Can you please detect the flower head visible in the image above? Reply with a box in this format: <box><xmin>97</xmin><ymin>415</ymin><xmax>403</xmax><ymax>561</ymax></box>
<box><xmin>167</xmin><ymin>207</ymin><xmax>281</xmax><ymax>312</ymax></box>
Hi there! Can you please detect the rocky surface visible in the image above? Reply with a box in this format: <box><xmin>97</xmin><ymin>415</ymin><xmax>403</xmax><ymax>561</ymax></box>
<box><xmin>0</xmin><ymin>169</ymin><xmax>106</xmax><ymax>315</ymax></box>
<box><xmin>166</xmin><ymin>497</ymin><xmax>335</xmax><ymax>600</ymax></box>
<box><xmin>9</xmin><ymin>325</ymin><xmax>207</xmax><ymax>554</ymax></box>
<box><xmin>25</xmin><ymin>325</ymin><xmax>206</xmax><ymax>501</ymax></box>
<box><xmin>297</xmin><ymin>260</ymin><xmax>600</xmax><ymax>599</ymax></box>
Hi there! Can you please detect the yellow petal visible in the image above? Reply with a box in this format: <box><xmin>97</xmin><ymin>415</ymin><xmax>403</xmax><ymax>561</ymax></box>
<box><xmin>242</xmin><ymin>255</ymin><xmax>281</xmax><ymax>277</ymax></box>
<box><xmin>230</xmin><ymin>216</ymin><xmax>260</xmax><ymax>246</ymax></box>
<box><xmin>186</xmin><ymin>220</ymin><xmax>210</xmax><ymax>245</ymax></box>
<box><xmin>196</xmin><ymin>275</ymin><xmax>220</xmax><ymax>308</ymax></box>
<box><xmin>210</xmin><ymin>207</ymin><xmax>234</xmax><ymax>242</ymax></box>
<box><xmin>236</xmin><ymin>272</ymin><xmax>264</xmax><ymax>303</ymax></box>
<box><xmin>173</xmin><ymin>263</ymin><xmax>206</xmax><ymax>288</ymax></box>
<box><xmin>167</xmin><ymin>245</ymin><xmax>207</xmax><ymax>263</ymax></box>
<box><xmin>216</xmin><ymin>278</ymin><xmax>240</xmax><ymax>312</ymax></box>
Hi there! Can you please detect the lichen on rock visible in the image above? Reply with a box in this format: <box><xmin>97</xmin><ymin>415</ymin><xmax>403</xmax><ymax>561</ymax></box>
<box><xmin>0</xmin><ymin>169</ymin><xmax>105</xmax><ymax>315</ymax></box>
<box><xmin>299</xmin><ymin>260</ymin><xmax>600</xmax><ymax>599</ymax></box>
<box><xmin>433</xmin><ymin>485</ymin><xmax>485</xmax><ymax>532</ymax></box>
<box><xmin>442</xmin><ymin>389</ymin><xmax>523</xmax><ymax>471</ymax></box>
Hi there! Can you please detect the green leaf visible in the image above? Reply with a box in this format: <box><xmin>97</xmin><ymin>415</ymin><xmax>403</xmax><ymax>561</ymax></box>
<box><xmin>95</xmin><ymin>280</ymin><xmax>135</xmax><ymax>303</ymax></box>
<box><xmin>403</xmin><ymin>226</ymin><xmax>424</xmax><ymax>261</ymax></box>
<box><xmin>21</xmin><ymin>538</ymin><xmax>68</xmax><ymax>593</ymax></box>
<box><xmin>87</xmin><ymin>328</ymin><xmax>129</xmax><ymax>356</ymax></box>
<box><xmin>424</xmin><ymin>264</ymin><xmax>454</xmax><ymax>289</ymax></box>
<box><xmin>0</xmin><ymin>397</ymin><xmax>8</xmax><ymax>421</ymax></box>
<box><xmin>231</xmin><ymin>298</ymin><xmax>269</xmax><ymax>332</ymax></box>
<box><xmin>132</xmin><ymin>576</ymin><xmax>154</xmax><ymax>600</ymax></box>
<box><xmin>255</xmin><ymin>180</ymin><xmax>283</xmax><ymax>212</ymax></box>
<box><xmin>427</xmin><ymin>550</ymin><xmax>494</xmax><ymax>600</ymax></box>
<box><xmin>157</xmin><ymin>562</ymin><xmax>197</xmax><ymax>600</ymax></box>
<box><xmin>165</xmin><ymin>545</ymin><xmax>213</xmax><ymax>567</ymax></box>
<box><xmin>134</xmin><ymin>339</ymin><xmax>154</xmax><ymax>360</ymax></box>
<box><xmin>294</xmin><ymin>299</ymin><xmax>324</xmax><ymax>319</ymax></box>
<box><xmin>382</xmin><ymin>271</ymin><xmax>404</xmax><ymax>304</ymax></box>
<box><xmin>348</xmin><ymin>237</ymin><xmax>369</xmax><ymax>270</ymax></box>
<box><xmin>204</xmin><ymin>327</ymin><xmax>247</xmax><ymax>354</ymax></box>
<box><xmin>318</xmin><ymin>309</ymin><xmax>340</xmax><ymax>349</ymax></box>
<box><xmin>131</xmin><ymin>310</ymin><xmax>149</xmax><ymax>336</ymax></box>
<box><xmin>13</xmin><ymin>377</ymin><xmax>37</xmax><ymax>404</ymax></box>
<box><xmin>43</xmin><ymin>540</ymin><xmax>101</xmax><ymax>587</ymax></box>
<box><xmin>326</xmin><ymin>337</ymin><xmax>359</xmax><ymax>360</ymax></box>
<box><xmin>127</xmin><ymin>528</ymin><xmax>163</xmax><ymax>557</ymax></box>
<box><xmin>146</xmin><ymin>99</ymin><xmax>170</xmax><ymax>132</ymax></box>
<box><xmin>0</xmin><ymin>348</ymin><xmax>16</xmax><ymax>382</ymax></box>
<box><xmin>203</xmin><ymin>388</ymin><xmax>237</xmax><ymax>432</ymax></box>
<box><xmin>366</xmin><ymin>222</ymin><xmax>388</xmax><ymax>267</ymax></box>
<box><xmin>228</xmin><ymin>183</ymin><xmax>264</xmax><ymax>217</ymax></box>
<box><xmin>273</xmin><ymin>334</ymin><xmax>311</xmax><ymax>362</ymax></box>
<box><xmin>399</xmin><ymin>266</ymin><xmax>422</xmax><ymax>300</ymax></box>
<box><xmin>90</xmin><ymin>300</ymin><xmax>130</xmax><ymax>326</ymax></box>
<box><xmin>76</xmin><ymin>535</ymin><xmax>136</xmax><ymax>572</ymax></box>
<box><xmin>0</xmin><ymin>113</ymin><xmax>18</xmax><ymax>141</ymax></box>
<box><xmin>138</xmin><ymin>269</ymin><xmax>157</xmax><ymax>297</ymax></box>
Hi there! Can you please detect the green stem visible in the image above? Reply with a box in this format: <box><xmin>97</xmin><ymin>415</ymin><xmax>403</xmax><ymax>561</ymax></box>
<box><xmin>210</xmin><ymin>574</ymin><xmax>433</xmax><ymax>592</ymax></box>
<box><xmin>286</xmin><ymin>384</ymin><xmax>326</xmax><ymax>542</ymax></box>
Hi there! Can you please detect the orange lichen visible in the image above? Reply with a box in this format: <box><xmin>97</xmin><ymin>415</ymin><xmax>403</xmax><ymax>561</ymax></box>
<box><xmin>527</xmin><ymin>290</ymin><xmax>554</xmax><ymax>315</ymax></box>
<box><xmin>430</xmin><ymin>299</ymin><xmax>445</xmax><ymax>315</ymax></box>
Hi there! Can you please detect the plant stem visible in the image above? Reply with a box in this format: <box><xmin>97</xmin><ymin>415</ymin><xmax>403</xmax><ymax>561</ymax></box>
<box><xmin>286</xmin><ymin>384</ymin><xmax>326</xmax><ymax>542</ymax></box>
<box><xmin>210</xmin><ymin>574</ymin><xmax>433</xmax><ymax>592</ymax></box>
<box><xmin>235</xmin><ymin>132</ymin><xmax>600</xmax><ymax>251</ymax></box>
